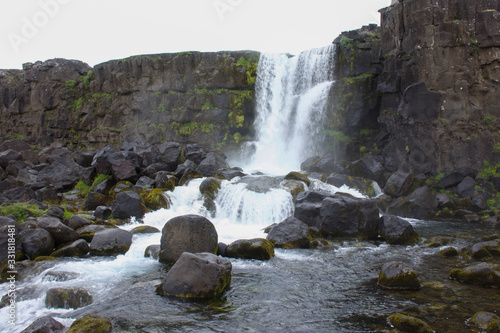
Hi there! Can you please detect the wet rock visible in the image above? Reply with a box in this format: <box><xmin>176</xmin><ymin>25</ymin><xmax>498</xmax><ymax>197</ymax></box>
<box><xmin>284</xmin><ymin>171</ymin><xmax>311</xmax><ymax>186</ymax></box>
<box><xmin>51</xmin><ymin>239</ymin><xmax>89</xmax><ymax>258</ymax></box>
<box><xmin>438</xmin><ymin>167</ymin><xmax>478</xmax><ymax>188</ymax></box>
<box><xmin>425</xmin><ymin>236</ymin><xmax>454</xmax><ymax>247</ymax></box>
<box><xmin>226</xmin><ymin>238</ymin><xmax>275</xmax><ymax>260</ymax></box>
<box><xmin>196</xmin><ymin>152</ymin><xmax>229</xmax><ymax>177</ymax></box>
<box><xmin>76</xmin><ymin>224</ymin><xmax>108</xmax><ymax>242</ymax></box>
<box><xmin>464</xmin><ymin>214</ymin><xmax>481</xmax><ymax>223</ymax></box>
<box><xmin>174</xmin><ymin>160</ymin><xmax>198</xmax><ymax>179</ymax></box>
<box><xmin>36</xmin><ymin>216</ymin><xmax>79</xmax><ymax>246</ymax></box>
<box><xmin>199</xmin><ymin>177</ymin><xmax>221</xmax><ymax>199</ymax></box>
<box><xmin>159</xmin><ymin>214</ymin><xmax>218</xmax><ymax>264</ymax></box>
<box><xmin>156</xmin><ymin>252</ymin><xmax>232</xmax><ymax>299</ymax></box>
<box><xmin>66</xmin><ymin>314</ymin><xmax>112</xmax><ymax>333</ymax></box>
<box><xmin>387</xmin><ymin>186</ymin><xmax>438</xmax><ymax>220</ymax></box>
<box><xmin>217</xmin><ymin>242</ymin><xmax>228</xmax><ymax>257</ymax></box>
<box><xmin>19</xmin><ymin>229</ymin><xmax>54</xmax><ymax>259</ymax></box>
<box><xmin>469</xmin><ymin>311</ymin><xmax>500</xmax><ymax>330</ymax></box>
<box><xmin>144</xmin><ymin>244</ymin><xmax>161</xmax><ymax>260</ymax></box>
<box><xmin>20</xmin><ymin>316</ymin><xmax>65</xmax><ymax>333</ymax></box>
<box><xmin>45</xmin><ymin>287</ymin><xmax>93</xmax><ymax>309</ymax></box>
<box><xmin>131</xmin><ymin>225</ymin><xmax>160</xmax><ymax>234</ymax></box>
<box><xmin>178</xmin><ymin>168</ymin><xmax>204</xmax><ymax>186</ymax></box>
<box><xmin>379</xmin><ymin>215</ymin><xmax>420</xmax><ymax>245</ymax></box>
<box><xmin>141</xmin><ymin>188</ymin><xmax>170</xmax><ymax>211</ymax></box>
<box><xmin>301</xmin><ymin>154</ymin><xmax>339</xmax><ymax>175</ymax></box>
<box><xmin>307</xmin><ymin>172</ymin><xmax>327</xmax><ymax>182</ymax></box>
<box><xmin>438</xmin><ymin>246</ymin><xmax>459</xmax><ymax>257</ymax></box>
<box><xmin>378</xmin><ymin>261</ymin><xmax>420</xmax><ymax>290</ymax></box>
<box><xmin>68</xmin><ymin>215</ymin><xmax>92</xmax><ymax>230</ymax></box>
<box><xmin>94</xmin><ymin>206</ymin><xmax>112</xmax><ymax>220</ymax></box>
<box><xmin>111</xmin><ymin>191</ymin><xmax>147</xmax><ymax>220</ymax></box>
<box><xmin>266</xmin><ymin>216</ymin><xmax>311</xmax><ymax>249</ymax></box>
<box><xmin>90</xmin><ymin>228</ymin><xmax>133</xmax><ymax>256</ymax></box>
<box><xmin>42</xmin><ymin>271</ymin><xmax>79</xmax><ymax>282</ymax></box>
<box><xmin>450</xmin><ymin>263</ymin><xmax>500</xmax><ymax>288</ymax></box>
<box><xmin>383</xmin><ymin>170</ymin><xmax>413</xmax><ymax>197</ymax></box>
<box><xmin>221</xmin><ymin>167</ymin><xmax>246</xmax><ymax>180</ymax></box>
<box><xmin>387</xmin><ymin>314</ymin><xmax>433</xmax><ymax>333</ymax></box>
<box><xmin>327</xmin><ymin>173</ymin><xmax>378</xmax><ymax>197</ymax></box>
<box><xmin>487</xmin><ymin>319</ymin><xmax>500</xmax><ymax>333</ymax></box>
<box><xmin>471</xmin><ymin>239</ymin><xmax>500</xmax><ymax>260</ymax></box>
<box><xmin>281</xmin><ymin>179</ymin><xmax>307</xmax><ymax>199</ymax></box>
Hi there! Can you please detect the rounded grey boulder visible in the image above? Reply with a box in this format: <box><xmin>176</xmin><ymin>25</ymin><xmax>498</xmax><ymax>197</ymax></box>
<box><xmin>90</xmin><ymin>228</ymin><xmax>133</xmax><ymax>256</ymax></box>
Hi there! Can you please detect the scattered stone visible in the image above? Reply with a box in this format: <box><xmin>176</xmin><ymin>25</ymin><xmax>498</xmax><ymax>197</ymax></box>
<box><xmin>76</xmin><ymin>224</ymin><xmax>108</xmax><ymax>242</ymax></box>
<box><xmin>90</xmin><ymin>228</ymin><xmax>133</xmax><ymax>256</ymax></box>
<box><xmin>45</xmin><ymin>287</ymin><xmax>93</xmax><ymax>309</ymax></box>
<box><xmin>156</xmin><ymin>252</ymin><xmax>232</xmax><ymax>299</ymax></box>
<box><xmin>379</xmin><ymin>215</ymin><xmax>420</xmax><ymax>245</ymax></box>
<box><xmin>266</xmin><ymin>216</ymin><xmax>311</xmax><ymax>249</ymax></box>
<box><xmin>471</xmin><ymin>240</ymin><xmax>500</xmax><ymax>260</ymax></box>
<box><xmin>46</xmin><ymin>206</ymin><xmax>64</xmax><ymax>220</ymax></box>
<box><xmin>36</xmin><ymin>216</ymin><xmax>79</xmax><ymax>246</ymax></box>
<box><xmin>131</xmin><ymin>225</ymin><xmax>160</xmax><ymax>234</ymax></box>
<box><xmin>20</xmin><ymin>316</ymin><xmax>65</xmax><ymax>333</ymax></box>
<box><xmin>144</xmin><ymin>244</ymin><xmax>161</xmax><ymax>260</ymax></box>
<box><xmin>68</xmin><ymin>215</ymin><xmax>92</xmax><ymax>230</ymax></box>
<box><xmin>469</xmin><ymin>311</ymin><xmax>500</xmax><ymax>330</ymax></box>
<box><xmin>94</xmin><ymin>206</ymin><xmax>112</xmax><ymax>220</ymax></box>
<box><xmin>438</xmin><ymin>246</ymin><xmax>459</xmax><ymax>257</ymax></box>
<box><xmin>159</xmin><ymin>214</ymin><xmax>218</xmax><ymax>264</ymax></box>
<box><xmin>51</xmin><ymin>239</ymin><xmax>90</xmax><ymax>258</ymax></box>
<box><xmin>450</xmin><ymin>263</ymin><xmax>500</xmax><ymax>288</ymax></box>
<box><xmin>387</xmin><ymin>314</ymin><xmax>433</xmax><ymax>333</ymax></box>
<box><xmin>19</xmin><ymin>229</ymin><xmax>54</xmax><ymax>260</ymax></box>
<box><xmin>378</xmin><ymin>261</ymin><xmax>420</xmax><ymax>290</ymax></box>
<box><xmin>226</xmin><ymin>238</ymin><xmax>275</xmax><ymax>260</ymax></box>
<box><xmin>83</xmin><ymin>192</ymin><xmax>112</xmax><ymax>211</ymax></box>
<box><xmin>66</xmin><ymin>314</ymin><xmax>112</xmax><ymax>333</ymax></box>
<box><xmin>154</xmin><ymin>171</ymin><xmax>177</xmax><ymax>191</ymax></box>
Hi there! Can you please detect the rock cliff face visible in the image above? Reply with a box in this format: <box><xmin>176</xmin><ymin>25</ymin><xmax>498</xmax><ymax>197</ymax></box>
<box><xmin>332</xmin><ymin>0</ymin><xmax>500</xmax><ymax>173</ymax></box>
<box><xmin>0</xmin><ymin>51</ymin><xmax>259</xmax><ymax>150</ymax></box>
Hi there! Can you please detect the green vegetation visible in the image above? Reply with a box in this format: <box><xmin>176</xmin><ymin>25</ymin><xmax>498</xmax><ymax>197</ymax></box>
<box><xmin>323</xmin><ymin>129</ymin><xmax>351</xmax><ymax>143</ymax></box>
<box><xmin>202</xmin><ymin>99</ymin><xmax>214</xmax><ymax>111</ymax></box>
<box><xmin>83</xmin><ymin>70</ymin><xmax>94</xmax><ymax>90</ymax></box>
<box><xmin>74</xmin><ymin>180</ymin><xmax>91</xmax><ymax>197</ymax></box>
<box><xmin>236</xmin><ymin>56</ymin><xmax>259</xmax><ymax>86</ymax></box>
<box><xmin>338</xmin><ymin>36</ymin><xmax>359</xmax><ymax>72</ymax></box>
<box><xmin>73</xmin><ymin>97</ymin><xmax>84</xmax><ymax>112</ymax></box>
<box><xmin>65</xmin><ymin>80</ymin><xmax>78</xmax><ymax>89</ymax></box>
<box><xmin>0</xmin><ymin>203</ymin><xmax>44</xmax><ymax>223</ymax></box>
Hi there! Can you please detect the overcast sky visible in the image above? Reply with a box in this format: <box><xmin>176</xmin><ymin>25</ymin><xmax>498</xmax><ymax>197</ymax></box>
<box><xmin>1</xmin><ymin>0</ymin><xmax>391</xmax><ymax>69</ymax></box>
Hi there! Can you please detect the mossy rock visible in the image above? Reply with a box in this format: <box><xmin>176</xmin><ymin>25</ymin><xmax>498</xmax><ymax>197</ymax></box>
<box><xmin>109</xmin><ymin>181</ymin><xmax>133</xmax><ymax>198</ymax></box>
<box><xmin>199</xmin><ymin>177</ymin><xmax>221</xmax><ymax>199</ymax></box>
<box><xmin>178</xmin><ymin>169</ymin><xmax>204</xmax><ymax>186</ymax></box>
<box><xmin>387</xmin><ymin>314</ymin><xmax>433</xmax><ymax>333</ymax></box>
<box><xmin>45</xmin><ymin>287</ymin><xmax>93</xmax><ymax>309</ymax></box>
<box><xmin>281</xmin><ymin>180</ymin><xmax>307</xmax><ymax>200</ymax></box>
<box><xmin>131</xmin><ymin>225</ymin><xmax>160</xmax><ymax>234</ymax></box>
<box><xmin>469</xmin><ymin>311</ymin><xmax>500</xmax><ymax>330</ymax></box>
<box><xmin>66</xmin><ymin>314</ymin><xmax>112</xmax><ymax>333</ymax></box>
<box><xmin>450</xmin><ymin>263</ymin><xmax>500</xmax><ymax>288</ymax></box>
<box><xmin>438</xmin><ymin>246</ymin><xmax>459</xmax><ymax>257</ymax></box>
<box><xmin>425</xmin><ymin>236</ymin><xmax>454</xmax><ymax>248</ymax></box>
<box><xmin>226</xmin><ymin>238</ymin><xmax>275</xmax><ymax>260</ymax></box>
<box><xmin>487</xmin><ymin>319</ymin><xmax>500</xmax><ymax>333</ymax></box>
<box><xmin>378</xmin><ymin>261</ymin><xmax>421</xmax><ymax>290</ymax></box>
<box><xmin>284</xmin><ymin>171</ymin><xmax>311</xmax><ymax>186</ymax></box>
<box><xmin>141</xmin><ymin>188</ymin><xmax>171</xmax><ymax>211</ymax></box>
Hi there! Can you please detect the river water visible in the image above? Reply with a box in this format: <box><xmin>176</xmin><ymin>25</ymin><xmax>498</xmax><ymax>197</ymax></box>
<box><xmin>1</xmin><ymin>46</ymin><xmax>499</xmax><ymax>332</ymax></box>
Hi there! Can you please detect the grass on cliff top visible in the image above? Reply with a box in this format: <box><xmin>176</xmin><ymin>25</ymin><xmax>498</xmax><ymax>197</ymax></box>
<box><xmin>0</xmin><ymin>203</ymin><xmax>44</xmax><ymax>223</ymax></box>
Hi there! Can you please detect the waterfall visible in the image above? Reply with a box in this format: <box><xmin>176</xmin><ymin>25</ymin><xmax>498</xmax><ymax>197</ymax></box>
<box><xmin>245</xmin><ymin>45</ymin><xmax>336</xmax><ymax>174</ymax></box>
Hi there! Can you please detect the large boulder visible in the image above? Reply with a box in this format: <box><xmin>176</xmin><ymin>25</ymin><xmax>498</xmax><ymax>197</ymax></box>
<box><xmin>226</xmin><ymin>238</ymin><xmax>275</xmax><ymax>260</ymax></box>
<box><xmin>89</xmin><ymin>228</ymin><xmax>133</xmax><ymax>256</ymax></box>
<box><xmin>450</xmin><ymin>263</ymin><xmax>500</xmax><ymax>288</ymax></box>
<box><xmin>199</xmin><ymin>177</ymin><xmax>221</xmax><ymax>199</ymax></box>
<box><xmin>383</xmin><ymin>171</ymin><xmax>413</xmax><ymax>197</ymax></box>
<box><xmin>377</xmin><ymin>261</ymin><xmax>421</xmax><ymax>290</ymax></box>
<box><xmin>36</xmin><ymin>155</ymin><xmax>83</xmax><ymax>190</ymax></box>
<box><xmin>76</xmin><ymin>224</ymin><xmax>108</xmax><ymax>242</ymax></box>
<box><xmin>438</xmin><ymin>167</ymin><xmax>478</xmax><ymax>188</ymax></box>
<box><xmin>142</xmin><ymin>188</ymin><xmax>171</xmax><ymax>211</ymax></box>
<box><xmin>20</xmin><ymin>316</ymin><xmax>65</xmax><ymax>333</ymax></box>
<box><xmin>326</xmin><ymin>173</ymin><xmax>378</xmax><ymax>197</ymax></box>
<box><xmin>387</xmin><ymin>186</ymin><xmax>438</xmax><ymax>220</ymax></box>
<box><xmin>19</xmin><ymin>229</ymin><xmax>54</xmax><ymax>260</ymax></box>
<box><xmin>157</xmin><ymin>142</ymin><xmax>181</xmax><ymax>170</ymax></box>
<box><xmin>284</xmin><ymin>171</ymin><xmax>311</xmax><ymax>186</ymax></box>
<box><xmin>159</xmin><ymin>215</ymin><xmax>218</xmax><ymax>264</ymax></box>
<box><xmin>45</xmin><ymin>287</ymin><xmax>93</xmax><ymax>309</ymax></box>
<box><xmin>266</xmin><ymin>217</ymin><xmax>312</xmax><ymax>249</ymax></box>
<box><xmin>83</xmin><ymin>192</ymin><xmax>112</xmax><ymax>211</ymax></box>
<box><xmin>36</xmin><ymin>216</ymin><xmax>79</xmax><ymax>246</ymax></box>
<box><xmin>471</xmin><ymin>239</ymin><xmax>500</xmax><ymax>260</ymax></box>
<box><xmin>379</xmin><ymin>215</ymin><xmax>420</xmax><ymax>245</ymax></box>
<box><xmin>469</xmin><ymin>312</ymin><xmax>500</xmax><ymax>331</ymax></box>
<box><xmin>156</xmin><ymin>252</ymin><xmax>232</xmax><ymax>299</ymax></box>
<box><xmin>455</xmin><ymin>176</ymin><xmax>476</xmax><ymax>198</ymax></box>
<box><xmin>348</xmin><ymin>155</ymin><xmax>387</xmax><ymax>186</ymax></box>
<box><xmin>66</xmin><ymin>314</ymin><xmax>112</xmax><ymax>333</ymax></box>
<box><xmin>111</xmin><ymin>191</ymin><xmax>147</xmax><ymax>220</ymax></box>
<box><xmin>196</xmin><ymin>152</ymin><xmax>229</xmax><ymax>177</ymax></box>
<box><xmin>51</xmin><ymin>239</ymin><xmax>90</xmax><ymax>258</ymax></box>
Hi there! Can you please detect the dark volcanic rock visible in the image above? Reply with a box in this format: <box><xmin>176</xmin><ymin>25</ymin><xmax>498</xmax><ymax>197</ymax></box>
<box><xmin>36</xmin><ymin>155</ymin><xmax>83</xmax><ymax>190</ymax></box>
<box><xmin>89</xmin><ymin>228</ymin><xmax>133</xmax><ymax>256</ymax></box>
<box><xmin>111</xmin><ymin>191</ymin><xmax>147</xmax><ymax>220</ymax></box>
<box><xmin>159</xmin><ymin>214</ymin><xmax>218</xmax><ymax>264</ymax></box>
<box><xmin>226</xmin><ymin>238</ymin><xmax>275</xmax><ymax>260</ymax></box>
<box><xmin>20</xmin><ymin>316</ymin><xmax>65</xmax><ymax>333</ymax></box>
<box><xmin>379</xmin><ymin>215</ymin><xmax>420</xmax><ymax>245</ymax></box>
<box><xmin>450</xmin><ymin>263</ymin><xmax>500</xmax><ymax>288</ymax></box>
<box><xmin>378</xmin><ymin>261</ymin><xmax>421</xmax><ymax>290</ymax></box>
<box><xmin>196</xmin><ymin>152</ymin><xmax>229</xmax><ymax>177</ymax></box>
<box><xmin>383</xmin><ymin>170</ymin><xmax>413</xmax><ymax>197</ymax></box>
<box><xmin>156</xmin><ymin>252</ymin><xmax>232</xmax><ymax>299</ymax></box>
<box><xmin>19</xmin><ymin>229</ymin><xmax>54</xmax><ymax>259</ymax></box>
<box><xmin>455</xmin><ymin>176</ymin><xmax>476</xmax><ymax>198</ymax></box>
<box><xmin>266</xmin><ymin>216</ymin><xmax>311</xmax><ymax>249</ymax></box>
<box><xmin>388</xmin><ymin>186</ymin><xmax>438</xmax><ymax>220</ymax></box>
<box><xmin>36</xmin><ymin>216</ymin><xmax>79</xmax><ymax>246</ymax></box>
<box><xmin>439</xmin><ymin>167</ymin><xmax>478</xmax><ymax>189</ymax></box>
<box><xmin>66</xmin><ymin>314</ymin><xmax>112</xmax><ymax>333</ymax></box>
<box><xmin>45</xmin><ymin>287</ymin><xmax>93</xmax><ymax>309</ymax></box>
<box><xmin>51</xmin><ymin>239</ymin><xmax>90</xmax><ymax>258</ymax></box>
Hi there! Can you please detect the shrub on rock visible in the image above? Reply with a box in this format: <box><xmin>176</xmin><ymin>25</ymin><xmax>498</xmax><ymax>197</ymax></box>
<box><xmin>66</xmin><ymin>314</ymin><xmax>112</xmax><ymax>333</ymax></box>
<box><xmin>378</xmin><ymin>261</ymin><xmax>420</xmax><ymax>290</ymax></box>
<box><xmin>159</xmin><ymin>214</ymin><xmax>218</xmax><ymax>264</ymax></box>
<box><xmin>156</xmin><ymin>252</ymin><xmax>232</xmax><ymax>299</ymax></box>
<box><xmin>90</xmin><ymin>228</ymin><xmax>133</xmax><ymax>256</ymax></box>
<box><xmin>226</xmin><ymin>238</ymin><xmax>275</xmax><ymax>260</ymax></box>
<box><xmin>45</xmin><ymin>287</ymin><xmax>93</xmax><ymax>309</ymax></box>
<box><xmin>379</xmin><ymin>215</ymin><xmax>420</xmax><ymax>245</ymax></box>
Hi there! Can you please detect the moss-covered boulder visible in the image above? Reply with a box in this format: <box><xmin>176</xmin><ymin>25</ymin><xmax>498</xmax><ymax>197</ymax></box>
<box><xmin>226</xmin><ymin>238</ymin><xmax>275</xmax><ymax>260</ymax></box>
<box><xmin>378</xmin><ymin>261</ymin><xmax>421</xmax><ymax>290</ymax></box>
<box><xmin>109</xmin><ymin>180</ymin><xmax>133</xmax><ymax>198</ymax></box>
<box><xmin>387</xmin><ymin>314</ymin><xmax>433</xmax><ymax>333</ymax></box>
<box><xmin>281</xmin><ymin>180</ymin><xmax>307</xmax><ymax>200</ymax></box>
<box><xmin>89</xmin><ymin>228</ymin><xmax>133</xmax><ymax>256</ymax></box>
<box><xmin>131</xmin><ymin>225</ymin><xmax>160</xmax><ymax>234</ymax></box>
<box><xmin>450</xmin><ymin>263</ymin><xmax>500</xmax><ymax>288</ymax></box>
<box><xmin>66</xmin><ymin>314</ymin><xmax>112</xmax><ymax>333</ymax></box>
<box><xmin>199</xmin><ymin>177</ymin><xmax>221</xmax><ymax>199</ymax></box>
<box><xmin>45</xmin><ymin>287</ymin><xmax>93</xmax><ymax>309</ymax></box>
<box><xmin>471</xmin><ymin>239</ymin><xmax>500</xmax><ymax>260</ymax></box>
<box><xmin>487</xmin><ymin>319</ymin><xmax>500</xmax><ymax>333</ymax></box>
<box><xmin>379</xmin><ymin>215</ymin><xmax>420</xmax><ymax>245</ymax></box>
<box><xmin>155</xmin><ymin>171</ymin><xmax>177</xmax><ymax>191</ymax></box>
<box><xmin>469</xmin><ymin>312</ymin><xmax>500</xmax><ymax>330</ymax></box>
<box><xmin>284</xmin><ymin>171</ymin><xmax>311</xmax><ymax>186</ymax></box>
<box><xmin>438</xmin><ymin>246</ymin><xmax>459</xmax><ymax>257</ymax></box>
<box><xmin>156</xmin><ymin>252</ymin><xmax>232</xmax><ymax>299</ymax></box>
<box><xmin>141</xmin><ymin>188</ymin><xmax>171</xmax><ymax>211</ymax></box>
<box><xmin>50</xmin><ymin>239</ymin><xmax>89</xmax><ymax>258</ymax></box>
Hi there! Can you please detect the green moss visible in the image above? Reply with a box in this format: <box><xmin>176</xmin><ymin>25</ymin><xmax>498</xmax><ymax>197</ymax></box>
<box><xmin>83</xmin><ymin>70</ymin><xmax>94</xmax><ymax>90</ymax></box>
<box><xmin>284</xmin><ymin>171</ymin><xmax>311</xmax><ymax>186</ymax></box>
<box><xmin>199</xmin><ymin>178</ymin><xmax>221</xmax><ymax>200</ymax></box>
<box><xmin>202</xmin><ymin>99</ymin><xmax>214</xmax><ymax>111</ymax></box>
<box><xmin>66</xmin><ymin>314</ymin><xmax>112</xmax><ymax>333</ymax></box>
<box><xmin>387</xmin><ymin>314</ymin><xmax>433</xmax><ymax>333</ymax></box>
<box><xmin>74</xmin><ymin>180</ymin><xmax>91</xmax><ymax>198</ymax></box>
<box><xmin>236</xmin><ymin>56</ymin><xmax>259</xmax><ymax>86</ymax></box>
<box><xmin>142</xmin><ymin>188</ymin><xmax>170</xmax><ymax>211</ymax></box>
<box><xmin>201</xmin><ymin>123</ymin><xmax>215</xmax><ymax>134</ymax></box>
<box><xmin>0</xmin><ymin>203</ymin><xmax>44</xmax><ymax>223</ymax></box>
<box><xmin>73</xmin><ymin>97</ymin><xmax>84</xmax><ymax>112</ymax></box>
<box><xmin>90</xmin><ymin>174</ymin><xmax>111</xmax><ymax>191</ymax></box>
<box><xmin>323</xmin><ymin>129</ymin><xmax>351</xmax><ymax>143</ymax></box>
<box><xmin>65</xmin><ymin>80</ymin><xmax>78</xmax><ymax>89</ymax></box>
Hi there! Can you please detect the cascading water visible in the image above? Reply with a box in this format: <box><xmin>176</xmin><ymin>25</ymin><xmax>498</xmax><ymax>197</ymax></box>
<box><xmin>245</xmin><ymin>45</ymin><xmax>335</xmax><ymax>174</ymax></box>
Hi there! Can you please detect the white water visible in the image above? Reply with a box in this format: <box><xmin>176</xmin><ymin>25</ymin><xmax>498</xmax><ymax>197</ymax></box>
<box><xmin>245</xmin><ymin>45</ymin><xmax>335</xmax><ymax>174</ymax></box>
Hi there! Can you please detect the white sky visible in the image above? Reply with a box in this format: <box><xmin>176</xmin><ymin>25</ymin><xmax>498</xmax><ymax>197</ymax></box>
<box><xmin>0</xmin><ymin>0</ymin><xmax>391</xmax><ymax>69</ymax></box>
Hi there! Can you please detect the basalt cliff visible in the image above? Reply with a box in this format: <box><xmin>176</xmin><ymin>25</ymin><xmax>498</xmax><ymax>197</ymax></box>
<box><xmin>1</xmin><ymin>0</ymin><xmax>500</xmax><ymax>175</ymax></box>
